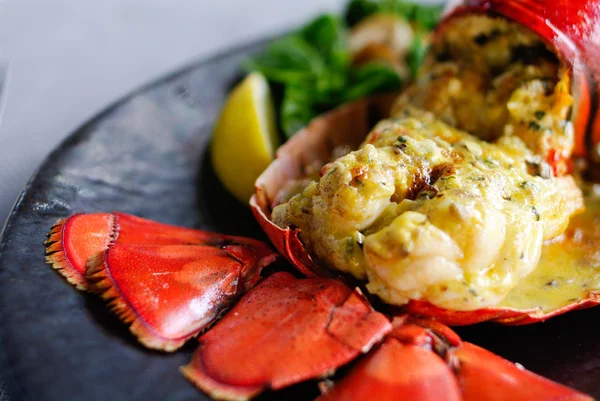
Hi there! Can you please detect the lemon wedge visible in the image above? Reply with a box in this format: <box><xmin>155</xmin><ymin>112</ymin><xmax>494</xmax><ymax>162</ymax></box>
<box><xmin>211</xmin><ymin>72</ymin><xmax>279</xmax><ymax>203</ymax></box>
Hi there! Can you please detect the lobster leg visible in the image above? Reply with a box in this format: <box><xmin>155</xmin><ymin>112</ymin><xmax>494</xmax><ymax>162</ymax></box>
<box><xmin>317</xmin><ymin>316</ymin><xmax>593</xmax><ymax>401</ymax></box>
<box><xmin>182</xmin><ymin>272</ymin><xmax>391</xmax><ymax>401</ymax></box>
<box><xmin>45</xmin><ymin>212</ymin><xmax>276</xmax><ymax>290</ymax></box>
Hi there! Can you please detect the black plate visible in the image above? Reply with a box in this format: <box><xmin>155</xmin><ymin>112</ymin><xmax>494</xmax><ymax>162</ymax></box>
<box><xmin>0</xmin><ymin>37</ymin><xmax>599</xmax><ymax>401</ymax></box>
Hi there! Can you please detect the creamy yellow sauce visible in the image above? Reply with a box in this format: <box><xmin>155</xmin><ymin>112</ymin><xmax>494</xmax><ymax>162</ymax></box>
<box><xmin>272</xmin><ymin>14</ymin><xmax>592</xmax><ymax>313</ymax></box>
<box><xmin>272</xmin><ymin>110</ymin><xmax>583</xmax><ymax>311</ymax></box>
<box><xmin>501</xmin><ymin>184</ymin><xmax>600</xmax><ymax>312</ymax></box>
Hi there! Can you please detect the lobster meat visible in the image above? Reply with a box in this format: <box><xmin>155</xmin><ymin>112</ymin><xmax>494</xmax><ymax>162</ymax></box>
<box><xmin>443</xmin><ymin>0</ymin><xmax>600</xmax><ymax>158</ymax></box>
<box><xmin>44</xmin><ymin>0</ymin><xmax>600</xmax><ymax>400</ymax></box>
<box><xmin>251</xmin><ymin>96</ymin><xmax>600</xmax><ymax>325</ymax></box>
<box><xmin>252</xmin><ymin>0</ymin><xmax>600</xmax><ymax>325</ymax></box>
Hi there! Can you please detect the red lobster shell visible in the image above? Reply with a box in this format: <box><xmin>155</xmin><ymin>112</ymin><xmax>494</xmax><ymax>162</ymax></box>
<box><xmin>45</xmin><ymin>211</ymin><xmax>594</xmax><ymax>400</ymax></box>
<box><xmin>251</xmin><ymin>0</ymin><xmax>600</xmax><ymax>327</ymax></box>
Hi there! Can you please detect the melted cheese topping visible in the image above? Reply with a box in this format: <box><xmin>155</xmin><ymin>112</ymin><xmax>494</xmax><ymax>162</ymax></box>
<box><xmin>272</xmin><ymin>15</ymin><xmax>588</xmax><ymax>312</ymax></box>
<box><xmin>393</xmin><ymin>15</ymin><xmax>574</xmax><ymax>173</ymax></box>
<box><xmin>272</xmin><ymin>109</ymin><xmax>583</xmax><ymax>310</ymax></box>
<box><xmin>501</xmin><ymin>184</ymin><xmax>600</xmax><ymax>312</ymax></box>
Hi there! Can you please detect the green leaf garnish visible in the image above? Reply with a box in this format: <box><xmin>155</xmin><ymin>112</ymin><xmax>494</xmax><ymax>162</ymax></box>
<box><xmin>245</xmin><ymin>0</ymin><xmax>442</xmax><ymax>139</ymax></box>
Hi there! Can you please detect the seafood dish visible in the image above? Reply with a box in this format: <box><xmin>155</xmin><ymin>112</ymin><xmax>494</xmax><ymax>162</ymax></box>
<box><xmin>43</xmin><ymin>0</ymin><xmax>600</xmax><ymax>400</ymax></box>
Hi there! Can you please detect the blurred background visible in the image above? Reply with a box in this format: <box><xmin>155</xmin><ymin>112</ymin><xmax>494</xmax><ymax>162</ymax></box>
<box><xmin>0</xmin><ymin>0</ymin><xmax>355</xmax><ymax>228</ymax></box>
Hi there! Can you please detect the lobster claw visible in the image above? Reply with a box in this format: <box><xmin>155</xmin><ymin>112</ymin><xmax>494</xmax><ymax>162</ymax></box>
<box><xmin>182</xmin><ymin>272</ymin><xmax>392</xmax><ymax>401</ymax></box>
<box><xmin>317</xmin><ymin>316</ymin><xmax>593</xmax><ymax>401</ymax></box>
<box><xmin>45</xmin><ymin>212</ymin><xmax>278</xmax><ymax>351</ymax></box>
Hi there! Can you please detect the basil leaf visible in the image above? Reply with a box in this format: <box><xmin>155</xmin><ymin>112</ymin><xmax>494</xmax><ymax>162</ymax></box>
<box><xmin>383</xmin><ymin>0</ymin><xmax>415</xmax><ymax>19</ymax></box>
<box><xmin>245</xmin><ymin>1</ymin><xmax>442</xmax><ymax>140</ymax></box>
<box><xmin>345</xmin><ymin>0</ymin><xmax>443</xmax><ymax>31</ymax></box>
<box><xmin>413</xmin><ymin>4</ymin><xmax>444</xmax><ymax>31</ymax></box>
<box><xmin>345</xmin><ymin>0</ymin><xmax>380</xmax><ymax>27</ymax></box>
<box><xmin>344</xmin><ymin>62</ymin><xmax>402</xmax><ymax>102</ymax></box>
<box><xmin>243</xmin><ymin>36</ymin><xmax>324</xmax><ymax>84</ymax></box>
<box><xmin>281</xmin><ymin>84</ymin><xmax>316</xmax><ymax>138</ymax></box>
<box><xmin>301</xmin><ymin>14</ymin><xmax>349</xmax><ymax>73</ymax></box>
<box><xmin>407</xmin><ymin>31</ymin><xmax>428</xmax><ymax>78</ymax></box>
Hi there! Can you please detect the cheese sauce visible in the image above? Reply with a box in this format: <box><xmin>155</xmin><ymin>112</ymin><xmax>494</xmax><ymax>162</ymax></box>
<box><xmin>272</xmin><ymin>14</ymin><xmax>590</xmax><ymax>313</ymax></box>
<box><xmin>393</xmin><ymin>14</ymin><xmax>574</xmax><ymax>169</ymax></box>
<box><xmin>501</xmin><ymin>184</ymin><xmax>600</xmax><ymax>312</ymax></box>
<box><xmin>272</xmin><ymin>110</ymin><xmax>583</xmax><ymax>311</ymax></box>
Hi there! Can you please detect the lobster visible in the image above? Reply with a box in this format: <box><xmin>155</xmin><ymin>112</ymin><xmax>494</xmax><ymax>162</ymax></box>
<box><xmin>45</xmin><ymin>1</ymin><xmax>600</xmax><ymax>400</ymax></box>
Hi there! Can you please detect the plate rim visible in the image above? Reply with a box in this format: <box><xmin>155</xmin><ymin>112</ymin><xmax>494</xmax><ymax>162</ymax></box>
<box><xmin>0</xmin><ymin>33</ymin><xmax>279</xmax><ymax>401</ymax></box>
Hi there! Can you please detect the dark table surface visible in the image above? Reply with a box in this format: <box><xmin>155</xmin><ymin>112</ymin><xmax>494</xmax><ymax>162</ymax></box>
<box><xmin>0</xmin><ymin>1</ymin><xmax>353</xmax><ymax>399</ymax></box>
